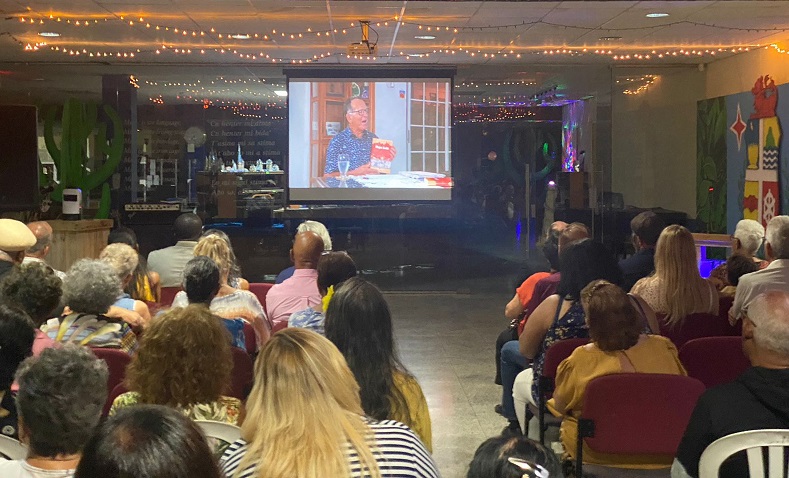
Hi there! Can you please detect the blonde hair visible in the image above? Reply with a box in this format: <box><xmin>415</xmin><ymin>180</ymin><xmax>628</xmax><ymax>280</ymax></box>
<box><xmin>193</xmin><ymin>236</ymin><xmax>232</xmax><ymax>280</ymax></box>
<box><xmin>653</xmin><ymin>225</ymin><xmax>706</xmax><ymax>327</ymax></box>
<box><xmin>237</xmin><ymin>328</ymin><xmax>380</xmax><ymax>478</ymax></box>
<box><xmin>100</xmin><ymin>243</ymin><xmax>139</xmax><ymax>280</ymax></box>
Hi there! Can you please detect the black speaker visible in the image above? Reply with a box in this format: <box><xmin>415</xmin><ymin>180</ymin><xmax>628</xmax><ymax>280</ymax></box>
<box><xmin>0</xmin><ymin>105</ymin><xmax>39</xmax><ymax>211</ymax></box>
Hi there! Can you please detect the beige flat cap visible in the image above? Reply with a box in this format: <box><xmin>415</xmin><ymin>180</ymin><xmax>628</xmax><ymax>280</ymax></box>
<box><xmin>0</xmin><ymin>218</ymin><xmax>37</xmax><ymax>252</ymax></box>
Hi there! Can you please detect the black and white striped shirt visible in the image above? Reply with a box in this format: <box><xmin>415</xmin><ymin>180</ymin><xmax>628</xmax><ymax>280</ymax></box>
<box><xmin>220</xmin><ymin>419</ymin><xmax>440</xmax><ymax>478</ymax></box>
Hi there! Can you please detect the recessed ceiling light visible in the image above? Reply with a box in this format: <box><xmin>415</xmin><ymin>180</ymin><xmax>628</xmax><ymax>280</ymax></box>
<box><xmin>414</xmin><ymin>35</ymin><xmax>435</xmax><ymax>40</ymax></box>
<box><xmin>38</xmin><ymin>32</ymin><xmax>60</xmax><ymax>37</ymax></box>
<box><xmin>599</xmin><ymin>36</ymin><xmax>622</xmax><ymax>41</ymax></box>
<box><xmin>645</xmin><ymin>12</ymin><xmax>669</xmax><ymax>18</ymax></box>
<box><xmin>274</xmin><ymin>90</ymin><xmax>288</xmax><ymax>97</ymax></box>
<box><xmin>230</xmin><ymin>34</ymin><xmax>251</xmax><ymax>40</ymax></box>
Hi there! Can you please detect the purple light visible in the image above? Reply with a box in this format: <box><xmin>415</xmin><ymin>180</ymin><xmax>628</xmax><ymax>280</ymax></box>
<box><xmin>548</xmin><ymin>180</ymin><xmax>556</xmax><ymax>187</ymax></box>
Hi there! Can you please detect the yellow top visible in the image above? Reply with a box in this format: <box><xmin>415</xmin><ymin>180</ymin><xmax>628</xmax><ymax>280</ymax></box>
<box><xmin>391</xmin><ymin>371</ymin><xmax>433</xmax><ymax>453</ymax></box>
<box><xmin>136</xmin><ymin>275</ymin><xmax>156</xmax><ymax>302</ymax></box>
<box><xmin>548</xmin><ymin>335</ymin><xmax>686</xmax><ymax>469</ymax></box>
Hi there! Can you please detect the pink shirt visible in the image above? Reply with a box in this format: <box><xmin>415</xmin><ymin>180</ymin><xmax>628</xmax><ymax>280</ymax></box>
<box><xmin>265</xmin><ymin>269</ymin><xmax>321</xmax><ymax>328</ymax></box>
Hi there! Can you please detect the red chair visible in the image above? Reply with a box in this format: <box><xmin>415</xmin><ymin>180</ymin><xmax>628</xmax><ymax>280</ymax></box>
<box><xmin>242</xmin><ymin>321</ymin><xmax>257</xmax><ymax>355</ymax></box>
<box><xmin>576</xmin><ymin>374</ymin><xmax>705</xmax><ymax>476</ymax></box>
<box><xmin>680</xmin><ymin>336</ymin><xmax>750</xmax><ymax>388</ymax></box>
<box><xmin>658</xmin><ymin>312</ymin><xmax>741</xmax><ymax>349</ymax></box>
<box><xmin>91</xmin><ymin>348</ymin><xmax>132</xmax><ymax>415</ymax></box>
<box><xmin>272</xmin><ymin>320</ymin><xmax>289</xmax><ymax>334</ymax></box>
<box><xmin>248</xmin><ymin>283</ymin><xmax>273</xmax><ymax>315</ymax></box>
<box><xmin>159</xmin><ymin>287</ymin><xmax>182</xmax><ymax>308</ymax></box>
<box><xmin>229</xmin><ymin>346</ymin><xmax>254</xmax><ymax>401</ymax></box>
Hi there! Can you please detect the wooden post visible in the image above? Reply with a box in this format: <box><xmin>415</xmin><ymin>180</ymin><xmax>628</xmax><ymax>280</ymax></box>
<box><xmin>48</xmin><ymin>219</ymin><xmax>114</xmax><ymax>272</ymax></box>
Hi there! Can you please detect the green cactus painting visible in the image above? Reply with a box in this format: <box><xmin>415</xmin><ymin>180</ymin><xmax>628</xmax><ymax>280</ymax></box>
<box><xmin>43</xmin><ymin>99</ymin><xmax>123</xmax><ymax>219</ymax></box>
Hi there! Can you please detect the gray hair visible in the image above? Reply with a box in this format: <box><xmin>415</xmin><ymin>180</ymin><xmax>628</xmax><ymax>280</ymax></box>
<box><xmin>15</xmin><ymin>345</ymin><xmax>108</xmax><ymax>457</ymax></box>
<box><xmin>99</xmin><ymin>243</ymin><xmax>139</xmax><ymax>280</ymax></box>
<box><xmin>746</xmin><ymin>291</ymin><xmax>789</xmax><ymax>356</ymax></box>
<box><xmin>63</xmin><ymin>259</ymin><xmax>122</xmax><ymax>315</ymax></box>
<box><xmin>734</xmin><ymin>219</ymin><xmax>765</xmax><ymax>256</ymax></box>
<box><xmin>297</xmin><ymin>220</ymin><xmax>332</xmax><ymax>251</ymax></box>
<box><xmin>766</xmin><ymin>216</ymin><xmax>789</xmax><ymax>259</ymax></box>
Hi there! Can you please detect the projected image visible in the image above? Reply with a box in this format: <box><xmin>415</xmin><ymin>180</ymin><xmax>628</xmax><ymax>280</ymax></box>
<box><xmin>288</xmin><ymin>79</ymin><xmax>452</xmax><ymax>201</ymax></box>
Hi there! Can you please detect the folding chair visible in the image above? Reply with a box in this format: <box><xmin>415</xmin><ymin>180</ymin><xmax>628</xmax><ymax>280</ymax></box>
<box><xmin>698</xmin><ymin>429</ymin><xmax>789</xmax><ymax>478</ymax></box>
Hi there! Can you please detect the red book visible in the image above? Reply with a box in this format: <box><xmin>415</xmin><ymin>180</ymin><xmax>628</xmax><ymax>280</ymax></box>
<box><xmin>370</xmin><ymin>139</ymin><xmax>395</xmax><ymax>173</ymax></box>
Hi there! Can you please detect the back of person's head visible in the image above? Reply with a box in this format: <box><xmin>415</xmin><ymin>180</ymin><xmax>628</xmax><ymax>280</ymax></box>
<box><xmin>75</xmin><ymin>405</ymin><xmax>221</xmax><ymax>478</ymax></box>
<box><xmin>107</xmin><ymin>227</ymin><xmax>138</xmax><ymax>248</ymax></box>
<box><xmin>193</xmin><ymin>235</ymin><xmax>233</xmax><ymax>279</ymax></box>
<box><xmin>557</xmin><ymin>240</ymin><xmax>622</xmax><ymax>300</ymax></box>
<box><xmin>63</xmin><ymin>259</ymin><xmax>122</xmax><ymax>315</ymax></box>
<box><xmin>241</xmin><ymin>328</ymin><xmax>377</xmax><ymax>478</ymax></box>
<box><xmin>467</xmin><ymin>435</ymin><xmax>564</xmax><ymax>478</ymax></box>
<box><xmin>727</xmin><ymin>254</ymin><xmax>760</xmax><ymax>286</ymax></box>
<box><xmin>297</xmin><ymin>220</ymin><xmax>332</xmax><ymax>251</ymax></box>
<box><xmin>100</xmin><ymin>243</ymin><xmax>139</xmax><ymax>281</ymax></box>
<box><xmin>182</xmin><ymin>256</ymin><xmax>220</xmax><ymax>305</ymax></box>
<box><xmin>15</xmin><ymin>345</ymin><xmax>108</xmax><ymax>458</ymax></box>
<box><xmin>0</xmin><ymin>305</ymin><xmax>35</xmax><ymax>391</ymax></box>
<box><xmin>126</xmin><ymin>305</ymin><xmax>231</xmax><ymax>407</ymax></box>
<box><xmin>317</xmin><ymin>251</ymin><xmax>357</xmax><ymax>295</ymax></box>
<box><xmin>558</xmin><ymin>222</ymin><xmax>590</xmax><ymax>251</ymax></box>
<box><xmin>653</xmin><ymin>225</ymin><xmax>704</xmax><ymax>326</ymax></box>
<box><xmin>173</xmin><ymin>213</ymin><xmax>203</xmax><ymax>242</ymax></box>
<box><xmin>766</xmin><ymin>215</ymin><xmax>789</xmax><ymax>260</ymax></box>
<box><xmin>25</xmin><ymin>221</ymin><xmax>53</xmax><ymax>257</ymax></box>
<box><xmin>292</xmin><ymin>231</ymin><xmax>324</xmax><ymax>269</ymax></box>
<box><xmin>542</xmin><ymin>224</ymin><xmax>563</xmax><ymax>271</ymax></box>
<box><xmin>745</xmin><ymin>291</ymin><xmax>789</xmax><ymax>358</ymax></box>
<box><xmin>0</xmin><ymin>261</ymin><xmax>62</xmax><ymax>326</ymax></box>
<box><xmin>733</xmin><ymin>219</ymin><xmax>765</xmax><ymax>256</ymax></box>
<box><xmin>581</xmin><ymin>280</ymin><xmax>641</xmax><ymax>351</ymax></box>
<box><xmin>201</xmin><ymin>229</ymin><xmax>242</xmax><ymax>281</ymax></box>
<box><xmin>630</xmin><ymin>211</ymin><xmax>665</xmax><ymax>247</ymax></box>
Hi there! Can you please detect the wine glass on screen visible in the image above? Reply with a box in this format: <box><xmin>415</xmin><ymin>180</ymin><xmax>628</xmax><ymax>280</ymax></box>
<box><xmin>338</xmin><ymin>153</ymin><xmax>350</xmax><ymax>182</ymax></box>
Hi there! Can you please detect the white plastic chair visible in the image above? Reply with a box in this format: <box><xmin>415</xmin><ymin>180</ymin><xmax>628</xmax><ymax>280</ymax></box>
<box><xmin>0</xmin><ymin>435</ymin><xmax>27</xmax><ymax>460</ymax></box>
<box><xmin>699</xmin><ymin>429</ymin><xmax>789</xmax><ymax>478</ymax></box>
<box><xmin>194</xmin><ymin>420</ymin><xmax>242</xmax><ymax>445</ymax></box>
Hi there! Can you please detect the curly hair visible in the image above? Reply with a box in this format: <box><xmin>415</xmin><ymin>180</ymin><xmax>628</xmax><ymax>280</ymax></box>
<box><xmin>126</xmin><ymin>304</ymin><xmax>232</xmax><ymax>407</ymax></box>
<box><xmin>0</xmin><ymin>261</ymin><xmax>62</xmax><ymax>326</ymax></box>
<box><xmin>15</xmin><ymin>345</ymin><xmax>108</xmax><ymax>457</ymax></box>
<box><xmin>100</xmin><ymin>243</ymin><xmax>139</xmax><ymax>280</ymax></box>
<box><xmin>63</xmin><ymin>259</ymin><xmax>122</xmax><ymax>315</ymax></box>
<box><xmin>193</xmin><ymin>235</ymin><xmax>233</xmax><ymax>280</ymax></box>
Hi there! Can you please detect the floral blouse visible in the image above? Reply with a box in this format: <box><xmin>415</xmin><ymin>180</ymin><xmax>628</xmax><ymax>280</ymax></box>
<box><xmin>110</xmin><ymin>392</ymin><xmax>241</xmax><ymax>425</ymax></box>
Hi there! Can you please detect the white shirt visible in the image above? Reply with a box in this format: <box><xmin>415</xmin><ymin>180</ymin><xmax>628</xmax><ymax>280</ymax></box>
<box><xmin>0</xmin><ymin>461</ymin><xmax>74</xmax><ymax>478</ymax></box>
<box><xmin>20</xmin><ymin>257</ymin><xmax>66</xmax><ymax>281</ymax></box>
<box><xmin>147</xmin><ymin>240</ymin><xmax>197</xmax><ymax>287</ymax></box>
<box><xmin>731</xmin><ymin>259</ymin><xmax>789</xmax><ymax>320</ymax></box>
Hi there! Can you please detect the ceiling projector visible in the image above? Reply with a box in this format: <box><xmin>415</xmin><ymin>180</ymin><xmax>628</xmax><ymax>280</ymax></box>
<box><xmin>347</xmin><ymin>20</ymin><xmax>377</xmax><ymax>56</ymax></box>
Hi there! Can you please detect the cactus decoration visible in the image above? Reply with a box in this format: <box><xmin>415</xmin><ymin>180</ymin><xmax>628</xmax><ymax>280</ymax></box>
<box><xmin>43</xmin><ymin>98</ymin><xmax>124</xmax><ymax>219</ymax></box>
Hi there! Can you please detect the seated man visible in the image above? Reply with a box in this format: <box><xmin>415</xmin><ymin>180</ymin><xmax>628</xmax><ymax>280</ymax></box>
<box><xmin>275</xmin><ymin>220</ymin><xmax>332</xmax><ymax>284</ymax></box>
<box><xmin>23</xmin><ymin>221</ymin><xmax>66</xmax><ymax>280</ymax></box>
<box><xmin>266</xmin><ymin>231</ymin><xmax>323</xmax><ymax>330</ymax></box>
<box><xmin>673</xmin><ymin>291</ymin><xmax>789</xmax><ymax>478</ymax></box>
<box><xmin>0</xmin><ymin>218</ymin><xmax>36</xmax><ymax>280</ymax></box>
<box><xmin>619</xmin><ymin>211</ymin><xmax>665</xmax><ymax>292</ymax></box>
<box><xmin>147</xmin><ymin>213</ymin><xmax>203</xmax><ymax>288</ymax></box>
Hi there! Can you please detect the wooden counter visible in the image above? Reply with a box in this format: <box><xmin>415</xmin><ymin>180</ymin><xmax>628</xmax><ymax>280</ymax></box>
<box><xmin>48</xmin><ymin>219</ymin><xmax>113</xmax><ymax>272</ymax></box>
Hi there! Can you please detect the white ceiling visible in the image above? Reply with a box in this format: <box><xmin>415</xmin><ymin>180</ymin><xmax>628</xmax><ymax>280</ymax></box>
<box><xmin>0</xmin><ymin>1</ymin><xmax>788</xmax><ymax>105</ymax></box>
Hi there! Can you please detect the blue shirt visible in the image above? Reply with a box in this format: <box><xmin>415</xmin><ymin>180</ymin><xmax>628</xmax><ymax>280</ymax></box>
<box><xmin>288</xmin><ymin>306</ymin><xmax>325</xmax><ymax>336</ymax></box>
<box><xmin>324</xmin><ymin>128</ymin><xmax>378</xmax><ymax>174</ymax></box>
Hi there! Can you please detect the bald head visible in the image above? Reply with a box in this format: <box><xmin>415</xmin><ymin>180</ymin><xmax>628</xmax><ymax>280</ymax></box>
<box><xmin>558</xmin><ymin>222</ymin><xmax>590</xmax><ymax>252</ymax></box>
<box><xmin>173</xmin><ymin>213</ymin><xmax>203</xmax><ymax>242</ymax></box>
<box><xmin>26</xmin><ymin>221</ymin><xmax>54</xmax><ymax>258</ymax></box>
<box><xmin>745</xmin><ymin>291</ymin><xmax>789</xmax><ymax>359</ymax></box>
<box><xmin>292</xmin><ymin>231</ymin><xmax>324</xmax><ymax>269</ymax></box>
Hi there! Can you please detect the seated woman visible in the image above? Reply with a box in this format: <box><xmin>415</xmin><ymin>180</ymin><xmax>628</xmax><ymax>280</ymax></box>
<box><xmin>325</xmin><ymin>277</ymin><xmax>432</xmax><ymax>452</ymax></box>
<box><xmin>708</xmin><ymin>219</ymin><xmax>768</xmax><ymax>290</ymax></box>
<box><xmin>631</xmin><ymin>225</ymin><xmax>719</xmax><ymax>328</ymax></box>
<box><xmin>107</xmin><ymin>227</ymin><xmax>161</xmax><ymax>302</ymax></box>
<box><xmin>549</xmin><ymin>280</ymin><xmax>686</xmax><ymax>468</ymax></box>
<box><xmin>720</xmin><ymin>254</ymin><xmax>760</xmax><ymax>298</ymax></box>
<box><xmin>289</xmin><ymin>250</ymin><xmax>357</xmax><ymax>335</ymax></box>
<box><xmin>220</xmin><ymin>328</ymin><xmax>438</xmax><ymax>478</ymax></box>
<box><xmin>467</xmin><ymin>435</ymin><xmax>564</xmax><ymax>478</ymax></box>
<box><xmin>172</xmin><ymin>235</ymin><xmax>269</xmax><ymax>347</ymax></box>
<box><xmin>202</xmin><ymin>229</ymin><xmax>249</xmax><ymax>291</ymax></box>
<box><xmin>0</xmin><ymin>305</ymin><xmax>35</xmax><ymax>440</ymax></box>
<box><xmin>111</xmin><ymin>304</ymin><xmax>240</xmax><ymax>424</ymax></box>
<box><xmin>0</xmin><ymin>346</ymin><xmax>108</xmax><ymax>478</ymax></box>
<box><xmin>100</xmin><ymin>243</ymin><xmax>152</xmax><ymax>325</ymax></box>
<box><xmin>76</xmin><ymin>405</ymin><xmax>222</xmax><ymax>478</ymax></box>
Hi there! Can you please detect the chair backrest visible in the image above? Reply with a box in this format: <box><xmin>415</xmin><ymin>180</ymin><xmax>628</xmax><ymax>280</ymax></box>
<box><xmin>0</xmin><ymin>435</ymin><xmax>27</xmax><ymax>460</ymax></box>
<box><xmin>195</xmin><ymin>420</ymin><xmax>242</xmax><ymax>445</ymax></box>
<box><xmin>543</xmin><ymin>338</ymin><xmax>590</xmax><ymax>380</ymax></box>
<box><xmin>91</xmin><ymin>347</ymin><xmax>132</xmax><ymax>410</ymax></box>
<box><xmin>104</xmin><ymin>382</ymin><xmax>130</xmax><ymax>416</ymax></box>
<box><xmin>248</xmin><ymin>283</ymin><xmax>273</xmax><ymax>312</ymax></box>
<box><xmin>581</xmin><ymin>373</ymin><xmax>705</xmax><ymax>456</ymax></box>
<box><xmin>229</xmin><ymin>346</ymin><xmax>254</xmax><ymax>400</ymax></box>
<box><xmin>658</xmin><ymin>312</ymin><xmax>741</xmax><ymax>349</ymax></box>
<box><xmin>679</xmin><ymin>336</ymin><xmax>751</xmax><ymax>388</ymax></box>
<box><xmin>271</xmin><ymin>320</ymin><xmax>288</xmax><ymax>334</ymax></box>
<box><xmin>160</xmin><ymin>287</ymin><xmax>182</xmax><ymax>307</ymax></box>
<box><xmin>241</xmin><ymin>321</ymin><xmax>256</xmax><ymax>355</ymax></box>
<box><xmin>699</xmin><ymin>429</ymin><xmax>789</xmax><ymax>478</ymax></box>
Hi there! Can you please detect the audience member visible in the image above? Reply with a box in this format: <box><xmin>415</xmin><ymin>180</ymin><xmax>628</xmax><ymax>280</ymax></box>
<box><xmin>708</xmin><ymin>219</ymin><xmax>767</xmax><ymax>291</ymax></box>
<box><xmin>0</xmin><ymin>263</ymin><xmax>62</xmax><ymax>355</ymax></box>
<box><xmin>730</xmin><ymin>215</ymin><xmax>789</xmax><ymax>322</ymax></box>
<box><xmin>325</xmin><ymin>277</ymin><xmax>432</xmax><ymax>451</ymax></box>
<box><xmin>467</xmin><ymin>435</ymin><xmax>564</xmax><ymax>478</ymax></box>
<box><xmin>619</xmin><ymin>211</ymin><xmax>665</xmax><ymax>291</ymax></box>
<box><xmin>673</xmin><ymin>291</ymin><xmax>789</xmax><ymax>478</ymax></box>
<box><xmin>0</xmin><ymin>346</ymin><xmax>108</xmax><ymax>478</ymax></box>
<box><xmin>23</xmin><ymin>221</ymin><xmax>66</xmax><ymax>280</ymax></box>
<box><xmin>266</xmin><ymin>231</ymin><xmax>323</xmax><ymax>329</ymax></box>
<box><xmin>289</xmin><ymin>250</ymin><xmax>357</xmax><ymax>335</ymax></box>
<box><xmin>76</xmin><ymin>405</ymin><xmax>221</xmax><ymax>478</ymax></box>
<box><xmin>111</xmin><ymin>305</ymin><xmax>240</xmax><ymax>424</ymax></box>
<box><xmin>549</xmin><ymin>280</ymin><xmax>686</xmax><ymax>468</ymax></box>
<box><xmin>100</xmin><ymin>243</ymin><xmax>152</xmax><ymax>325</ymax></box>
<box><xmin>275</xmin><ymin>220</ymin><xmax>333</xmax><ymax>284</ymax></box>
<box><xmin>631</xmin><ymin>225</ymin><xmax>718</xmax><ymax>328</ymax></box>
<box><xmin>219</xmin><ymin>328</ymin><xmax>439</xmax><ymax>478</ymax></box>
<box><xmin>172</xmin><ymin>236</ymin><xmax>269</xmax><ymax>347</ymax></box>
<box><xmin>147</xmin><ymin>212</ymin><xmax>202</xmax><ymax>287</ymax></box>
<box><xmin>107</xmin><ymin>227</ymin><xmax>160</xmax><ymax>302</ymax></box>
<box><xmin>202</xmin><ymin>228</ymin><xmax>249</xmax><ymax>290</ymax></box>
<box><xmin>720</xmin><ymin>254</ymin><xmax>760</xmax><ymax>298</ymax></box>
<box><xmin>0</xmin><ymin>218</ymin><xmax>36</xmax><ymax>280</ymax></box>
<box><xmin>0</xmin><ymin>305</ymin><xmax>35</xmax><ymax>440</ymax></box>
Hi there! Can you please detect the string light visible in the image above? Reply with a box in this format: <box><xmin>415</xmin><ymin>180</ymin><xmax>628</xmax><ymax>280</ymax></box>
<box><xmin>621</xmin><ymin>75</ymin><xmax>659</xmax><ymax>95</ymax></box>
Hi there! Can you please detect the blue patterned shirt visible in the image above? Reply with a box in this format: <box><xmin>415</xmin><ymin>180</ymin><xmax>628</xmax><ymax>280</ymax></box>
<box><xmin>288</xmin><ymin>306</ymin><xmax>325</xmax><ymax>336</ymax></box>
<box><xmin>324</xmin><ymin>128</ymin><xmax>378</xmax><ymax>174</ymax></box>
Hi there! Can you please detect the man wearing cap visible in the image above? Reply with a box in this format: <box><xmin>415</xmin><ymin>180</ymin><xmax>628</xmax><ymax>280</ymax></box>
<box><xmin>0</xmin><ymin>218</ymin><xmax>37</xmax><ymax>280</ymax></box>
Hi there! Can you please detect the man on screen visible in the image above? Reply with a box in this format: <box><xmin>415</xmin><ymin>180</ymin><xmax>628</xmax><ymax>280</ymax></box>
<box><xmin>324</xmin><ymin>97</ymin><xmax>395</xmax><ymax>176</ymax></box>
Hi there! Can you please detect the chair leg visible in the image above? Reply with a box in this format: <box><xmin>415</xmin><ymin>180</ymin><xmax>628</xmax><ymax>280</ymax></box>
<box><xmin>539</xmin><ymin>401</ymin><xmax>546</xmax><ymax>444</ymax></box>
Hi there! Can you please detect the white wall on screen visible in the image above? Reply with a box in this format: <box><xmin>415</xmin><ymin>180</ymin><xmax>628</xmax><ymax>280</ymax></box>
<box><xmin>288</xmin><ymin>81</ymin><xmax>311</xmax><ymax>187</ymax></box>
<box><xmin>373</xmin><ymin>82</ymin><xmax>408</xmax><ymax>173</ymax></box>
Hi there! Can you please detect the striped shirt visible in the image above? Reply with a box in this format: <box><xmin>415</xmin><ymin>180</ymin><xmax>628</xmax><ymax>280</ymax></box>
<box><xmin>220</xmin><ymin>419</ymin><xmax>440</xmax><ymax>478</ymax></box>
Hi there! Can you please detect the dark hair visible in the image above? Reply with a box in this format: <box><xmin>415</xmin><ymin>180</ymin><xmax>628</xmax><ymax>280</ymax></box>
<box><xmin>324</xmin><ymin>277</ymin><xmax>411</xmax><ymax>423</ymax></box>
<box><xmin>467</xmin><ymin>435</ymin><xmax>564</xmax><ymax>478</ymax></box>
<box><xmin>542</xmin><ymin>227</ymin><xmax>562</xmax><ymax>271</ymax></box>
<box><xmin>75</xmin><ymin>405</ymin><xmax>221</xmax><ymax>478</ymax></box>
<box><xmin>0</xmin><ymin>261</ymin><xmax>62</xmax><ymax>326</ymax></box>
<box><xmin>582</xmin><ymin>280</ymin><xmax>641</xmax><ymax>351</ymax></box>
<box><xmin>174</xmin><ymin>213</ymin><xmax>203</xmax><ymax>242</ymax></box>
<box><xmin>0</xmin><ymin>305</ymin><xmax>35</xmax><ymax>390</ymax></box>
<box><xmin>630</xmin><ymin>211</ymin><xmax>665</xmax><ymax>247</ymax></box>
<box><xmin>108</xmin><ymin>227</ymin><xmax>138</xmax><ymax>248</ymax></box>
<box><xmin>182</xmin><ymin>256</ymin><xmax>220</xmax><ymax>305</ymax></box>
<box><xmin>107</xmin><ymin>227</ymin><xmax>156</xmax><ymax>301</ymax></box>
<box><xmin>727</xmin><ymin>254</ymin><xmax>760</xmax><ymax>286</ymax></box>
<box><xmin>557</xmin><ymin>240</ymin><xmax>622</xmax><ymax>300</ymax></box>
<box><xmin>317</xmin><ymin>251</ymin><xmax>358</xmax><ymax>295</ymax></box>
